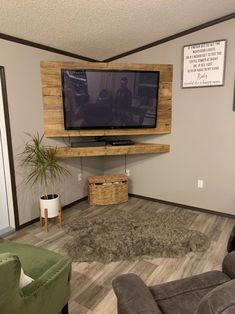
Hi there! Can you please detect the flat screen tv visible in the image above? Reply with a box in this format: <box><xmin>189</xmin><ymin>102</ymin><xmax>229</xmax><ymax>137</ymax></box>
<box><xmin>61</xmin><ymin>68</ymin><xmax>160</xmax><ymax>130</ymax></box>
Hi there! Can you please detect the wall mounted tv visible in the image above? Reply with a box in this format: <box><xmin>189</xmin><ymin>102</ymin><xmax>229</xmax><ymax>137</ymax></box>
<box><xmin>61</xmin><ymin>69</ymin><xmax>160</xmax><ymax>130</ymax></box>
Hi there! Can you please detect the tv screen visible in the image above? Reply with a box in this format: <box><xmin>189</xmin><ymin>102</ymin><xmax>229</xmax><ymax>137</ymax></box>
<box><xmin>61</xmin><ymin>69</ymin><xmax>160</xmax><ymax>130</ymax></box>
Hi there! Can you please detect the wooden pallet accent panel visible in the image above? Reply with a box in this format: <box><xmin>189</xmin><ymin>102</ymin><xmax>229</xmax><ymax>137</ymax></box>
<box><xmin>41</xmin><ymin>61</ymin><xmax>172</xmax><ymax>137</ymax></box>
<box><xmin>55</xmin><ymin>143</ymin><xmax>170</xmax><ymax>158</ymax></box>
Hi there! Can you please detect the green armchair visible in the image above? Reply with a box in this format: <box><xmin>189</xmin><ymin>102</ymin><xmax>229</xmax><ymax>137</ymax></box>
<box><xmin>0</xmin><ymin>241</ymin><xmax>72</xmax><ymax>314</ymax></box>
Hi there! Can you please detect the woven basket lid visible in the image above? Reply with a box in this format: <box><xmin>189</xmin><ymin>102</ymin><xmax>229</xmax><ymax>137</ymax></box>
<box><xmin>88</xmin><ymin>174</ymin><xmax>127</xmax><ymax>184</ymax></box>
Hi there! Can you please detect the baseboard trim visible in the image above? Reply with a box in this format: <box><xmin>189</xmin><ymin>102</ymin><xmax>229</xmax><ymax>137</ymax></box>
<box><xmin>18</xmin><ymin>196</ymin><xmax>88</xmax><ymax>229</ymax></box>
<box><xmin>0</xmin><ymin>227</ymin><xmax>15</xmax><ymax>237</ymax></box>
<box><xmin>62</xmin><ymin>196</ymin><xmax>88</xmax><ymax>210</ymax></box>
<box><xmin>18</xmin><ymin>217</ymin><xmax>40</xmax><ymax>229</ymax></box>
<box><xmin>129</xmin><ymin>193</ymin><xmax>235</xmax><ymax>220</ymax></box>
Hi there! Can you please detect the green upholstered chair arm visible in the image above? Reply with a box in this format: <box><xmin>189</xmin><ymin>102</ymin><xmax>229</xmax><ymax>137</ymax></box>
<box><xmin>0</xmin><ymin>253</ymin><xmax>24</xmax><ymax>313</ymax></box>
<box><xmin>22</xmin><ymin>256</ymin><xmax>71</xmax><ymax>296</ymax></box>
<box><xmin>0</xmin><ymin>251</ymin><xmax>71</xmax><ymax>314</ymax></box>
<box><xmin>0</xmin><ymin>252</ymin><xmax>21</xmax><ymax>286</ymax></box>
<box><xmin>0</xmin><ymin>241</ymin><xmax>67</xmax><ymax>279</ymax></box>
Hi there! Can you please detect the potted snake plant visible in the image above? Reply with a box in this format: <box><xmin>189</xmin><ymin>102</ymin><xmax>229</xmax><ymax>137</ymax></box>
<box><xmin>20</xmin><ymin>133</ymin><xmax>69</xmax><ymax>220</ymax></box>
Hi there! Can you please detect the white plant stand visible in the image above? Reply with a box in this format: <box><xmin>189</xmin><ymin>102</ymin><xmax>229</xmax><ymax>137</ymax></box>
<box><xmin>39</xmin><ymin>195</ymin><xmax>62</xmax><ymax>232</ymax></box>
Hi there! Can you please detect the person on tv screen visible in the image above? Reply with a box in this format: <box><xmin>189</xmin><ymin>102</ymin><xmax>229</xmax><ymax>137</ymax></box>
<box><xmin>114</xmin><ymin>77</ymin><xmax>132</xmax><ymax>126</ymax></box>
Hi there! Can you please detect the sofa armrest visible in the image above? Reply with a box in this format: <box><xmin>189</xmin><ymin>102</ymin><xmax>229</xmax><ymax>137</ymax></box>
<box><xmin>0</xmin><ymin>253</ymin><xmax>22</xmax><ymax>311</ymax></box>
<box><xmin>112</xmin><ymin>273</ymin><xmax>162</xmax><ymax>314</ymax></box>
<box><xmin>20</xmin><ymin>256</ymin><xmax>71</xmax><ymax>314</ymax></box>
<box><xmin>0</xmin><ymin>250</ymin><xmax>71</xmax><ymax>314</ymax></box>
<box><xmin>0</xmin><ymin>252</ymin><xmax>21</xmax><ymax>282</ymax></box>
<box><xmin>196</xmin><ymin>279</ymin><xmax>235</xmax><ymax>314</ymax></box>
<box><xmin>227</xmin><ymin>225</ymin><xmax>235</xmax><ymax>253</ymax></box>
<box><xmin>222</xmin><ymin>251</ymin><xmax>235</xmax><ymax>279</ymax></box>
<box><xmin>22</xmin><ymin>256</ymin><xmax>71</xmax><ymax>296</ymax></box>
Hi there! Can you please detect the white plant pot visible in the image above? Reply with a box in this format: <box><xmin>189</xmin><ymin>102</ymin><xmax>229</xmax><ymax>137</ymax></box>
<box><xmin>40</xmin><ymin>194</ymin><xmax>60</xmax><ymax>218</ymax></box>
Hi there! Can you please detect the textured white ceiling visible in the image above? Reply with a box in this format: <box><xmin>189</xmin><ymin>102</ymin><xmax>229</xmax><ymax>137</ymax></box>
<box><xmin>0</xmin><ymin>0</ymin><xmax>235</xmax><ymax>60</ymax></box>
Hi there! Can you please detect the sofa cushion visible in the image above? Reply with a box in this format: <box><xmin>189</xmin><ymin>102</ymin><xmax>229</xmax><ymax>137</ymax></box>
<box><xmin>196</xmin><ymin>279</ymin><xmax>235</xmax><ymax>314</ymax></box>
<box><xmin>19</xmin><ymin>267</ymin><xmax>34</xmax><ymax>288</ymax></box>
<box><xmin>149</xmin><ymin>271</ymin><xmax>230</xmax><ymax>314</ymax></box>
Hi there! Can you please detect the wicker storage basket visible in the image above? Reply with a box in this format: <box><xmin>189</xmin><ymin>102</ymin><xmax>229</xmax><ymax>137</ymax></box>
<box><xmin>88</xmin><ymin>174</ymin><xmax>128</xmax><ymax>205</ymax></box>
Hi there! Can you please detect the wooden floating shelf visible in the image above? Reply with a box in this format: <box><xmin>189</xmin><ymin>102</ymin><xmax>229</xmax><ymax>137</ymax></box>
<box><xmin>55</xmin><ymin>143</ymin><xmax>170</xmax><ymax>158</ymax></box>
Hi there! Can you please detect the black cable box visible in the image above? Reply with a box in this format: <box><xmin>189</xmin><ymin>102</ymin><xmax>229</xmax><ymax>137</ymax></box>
<box><xmin>71</xmin><ymin>141</ymin><xmax>106</xmax><ymax>147</ymax></box>
<box><xmin>110</xmin><ymin>140</ymin><xmax>134</xmax><ymax>146</ymax></box>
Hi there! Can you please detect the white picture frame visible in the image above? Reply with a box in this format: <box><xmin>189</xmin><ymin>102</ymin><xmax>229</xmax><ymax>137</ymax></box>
<box><xmin>182</xmin><ymin>39</ymin><xmax>227</xmax><ymax>88</ymax></box>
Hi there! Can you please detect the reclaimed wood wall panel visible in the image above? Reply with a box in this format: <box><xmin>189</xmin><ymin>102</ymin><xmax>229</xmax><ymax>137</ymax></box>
<box><xmin>40</xmin><ymin>61</ymin><xmax>172</xmax><ymax>137</ymax></box>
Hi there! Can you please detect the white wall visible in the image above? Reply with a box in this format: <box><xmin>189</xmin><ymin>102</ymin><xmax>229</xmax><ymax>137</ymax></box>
<box><xmin>0</xmin><ymin>40</ymin><xmax>103</xmax><ymax>225</ymax></box>
<box><xmin>104</xmin><ymin>19</ymin><xmax>235</xmax><ymax>215</ymax></box>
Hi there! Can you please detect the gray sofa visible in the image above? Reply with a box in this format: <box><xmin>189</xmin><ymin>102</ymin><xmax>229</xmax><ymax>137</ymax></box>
<box><xmin>112</xmin><ymin>251</ymin><xmax>235</xmax><ymax>314</ymax></box>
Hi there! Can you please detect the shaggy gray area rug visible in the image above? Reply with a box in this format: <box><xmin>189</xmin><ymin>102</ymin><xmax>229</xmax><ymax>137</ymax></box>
<box><xmin>64</xmin><ymin>208</ymin><xmax>210</xmax><ymax>263</ymax></box>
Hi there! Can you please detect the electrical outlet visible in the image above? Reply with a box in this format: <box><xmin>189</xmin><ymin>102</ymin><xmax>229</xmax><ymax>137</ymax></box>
<box><xmin>78</xmin><ymin>173</ymin><xmax>82</xmax><ymax>181</ymax></box>
<box><xmin>126</xmin><ymin>169</ymin><xmax>130</xmax><ymax>177</ymax></box>
<box><xmin>197</xmin><ymin>179</ymin><xmax>203</xmax><ymax>188</ymax></box>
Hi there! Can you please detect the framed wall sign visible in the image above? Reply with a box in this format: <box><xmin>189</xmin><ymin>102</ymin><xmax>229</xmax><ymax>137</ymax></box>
<box><xmin>182</xmin><ymin>39</ymin><xmax>227</xmax><ymax>88</ymax></box>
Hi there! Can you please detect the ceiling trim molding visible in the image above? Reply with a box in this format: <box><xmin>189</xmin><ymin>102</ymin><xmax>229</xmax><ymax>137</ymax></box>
<box><xmin>0</xmin><ymin>33</ymin><xmax>98</xmax><ymax>62</ymax></box>
<box><xmin>0</xmin><ymin>13</ymin><xmax>234</xmax><ymax>62</ymax></box>
<box><xmin>103</xmin><ymin>12</ymin><xmax>235</xmax><ymax>62</ymax></box>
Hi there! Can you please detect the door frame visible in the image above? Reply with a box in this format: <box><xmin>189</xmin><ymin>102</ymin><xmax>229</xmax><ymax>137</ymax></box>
<box><xmin>0</xmin><ymin>66</ymin><xmax>19</xmax><ymax>230</ymax></box>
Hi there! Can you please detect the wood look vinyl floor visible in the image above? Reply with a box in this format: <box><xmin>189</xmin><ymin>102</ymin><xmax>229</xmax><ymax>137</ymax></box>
<box><xmin>7</xmin><ymin>197</ymin><xmax>235</xmax><ymax>314</ymax></box>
